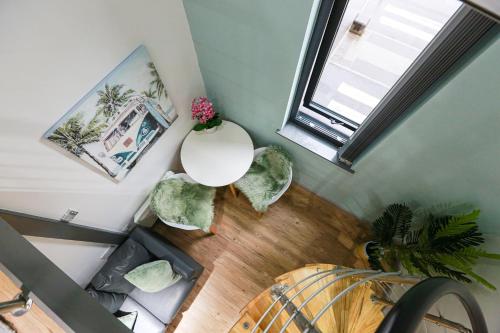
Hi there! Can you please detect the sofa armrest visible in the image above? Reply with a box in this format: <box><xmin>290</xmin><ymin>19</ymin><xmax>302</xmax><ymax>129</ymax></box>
<box><xmin>129</xmin><ymin>226</ymin><xmax>203</xmax><ymax>280</ymax></box>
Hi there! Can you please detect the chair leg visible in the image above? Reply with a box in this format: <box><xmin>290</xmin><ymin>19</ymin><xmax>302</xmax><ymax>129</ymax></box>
<box><xmin>228</xmin><ymin>183</ymin><xmax>239</xmax><ymax>198</ymax></box>
<box><xmin>208</xmin><ymin>223</ymin><xmax>218</xmax><ymax>235</ymax></box>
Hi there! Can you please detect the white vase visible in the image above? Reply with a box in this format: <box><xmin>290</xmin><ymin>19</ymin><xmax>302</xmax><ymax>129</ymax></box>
<box><xmin>204</xmin><ymin>126</ymin><xmax>217</xmax><ymax>134</ymax></box>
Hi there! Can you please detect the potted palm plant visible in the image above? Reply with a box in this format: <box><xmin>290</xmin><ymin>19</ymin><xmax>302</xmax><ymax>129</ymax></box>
<box><xmin>363</xmin><ymin>203</ymin><xmax>500</xmax><ymax>290</ymax></box>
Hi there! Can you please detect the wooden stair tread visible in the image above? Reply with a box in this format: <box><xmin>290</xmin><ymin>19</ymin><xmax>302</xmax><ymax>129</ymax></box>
<box><xmin>230</xmin><ymin>264</ymin><xmax>386</xmax><ymax>333</ymax></box>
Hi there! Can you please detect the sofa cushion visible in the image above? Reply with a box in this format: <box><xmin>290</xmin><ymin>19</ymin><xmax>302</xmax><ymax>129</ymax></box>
<box><xmin>129</xmin><ymin>278</ymin><xmax>195</xmax><ymax>324</ymax></box>
<box><xmin>115</xmin><ymin>310</ymin><xmax>138</xmax><ymax>330</ymax></box>
<box><xmin>91</xmin><ymin>239</ymin><xmax>153</xmax><ymax>294</ymax></box>
<box><xmin>120</xmin><ymin>297</ymin><xmax>165</xmax><ymax>333</ymax></box>
<box><xmin>86</xmin><ymin>287</ymin><xmax>127</xmax><ymax>313</ymax></box>
<box><xmin>129</xmin><ymin>227</ymin><xmax>203</xmax><ymax>281</ymax></box>
<box><xmin>125</xmin><ymin>260</ymin><xmax>181</xmax><ymax>293</ymax></box>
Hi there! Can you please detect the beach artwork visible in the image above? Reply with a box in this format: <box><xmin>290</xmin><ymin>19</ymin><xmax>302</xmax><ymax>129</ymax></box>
<box><xmin>43</xmin><ymin>45</ymin><xmax>177</xmax><ymax>181</ymax></box>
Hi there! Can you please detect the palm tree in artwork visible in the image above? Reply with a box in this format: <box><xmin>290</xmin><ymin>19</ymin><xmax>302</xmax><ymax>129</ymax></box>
<box><xmin>47</xmin><ymin>114</ymin><xmax>116</xmax><ymax>177</ymax></box>
<box><xmin>96</xmin><ymin>83</ymin><xmax>134</xmax><ymax>119</ymax></box>
<box><xmin>142</xmin><ymin>87</ymin><xmax>157</xmax><ymax>99</ymax></box>
<box><xmin>147</xmin><ymin>62</ymin><xmax>167</xmax><ymax>100</ymax></box>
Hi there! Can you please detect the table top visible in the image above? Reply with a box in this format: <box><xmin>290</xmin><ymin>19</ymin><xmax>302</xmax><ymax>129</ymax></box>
<box><xmin>180</xmin><ymin>121</ymin><xmax>254</xmax><ymax>187</ymax></box>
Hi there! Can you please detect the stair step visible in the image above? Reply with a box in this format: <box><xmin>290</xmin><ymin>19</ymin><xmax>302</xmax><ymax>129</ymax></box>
<box><xmin>231</xmin><ymin>312</ymin><xmax>263</xmax><ymax>333</ymax></box>
<box><xmin>231</xmin><ymin>264</ymin><xmax>387</xmax><ymax>333</ymax></box>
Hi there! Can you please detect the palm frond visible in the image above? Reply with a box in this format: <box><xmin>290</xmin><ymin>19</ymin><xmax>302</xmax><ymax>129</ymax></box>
<box><xmin>373</xmin><ymin>203</ymin><xmax>412</xmax><ymax>245</ymax></box>
<box><xmin>465</xmin><ymin>270</ymin><xmax>496</xmax><ymax>290</ymax></box>
<box><xmin>439</xmin><ymin>254</ymin><xmax>496</xmax><ymax>290</ymax></box>
<box><xmin>414</xmin><ymin>203</ymin><xmax>474</xmax><ymax>220</ymax></box>
<box><xmin>391</xmin><ymin>203</ymin><xmax>412</xmax><ymax>239</ymax></box>
<box><xmin>427</xmin><ymin>258</ymin><xmax>471</xmax><ymax>283</ymax></box>
<box><xmin>373</xmin><ymin>215</ymin><xmax>396</xmax><ymax>246</ymax></box>
<box><xmin>95</xmin><ymin>83</ymin><xmax>134</xmax><ymax>119</ymax></box>
<box><xmin>457</xmin><ymin>247</ymin><xmax>500</xmax><ymax>260</ymax></box>
<box><xmin>404</xmin><ymin>229</ymin><xmax>421</xmax><ymax>245</ymax></box>
<box><xmin>437</xmin><ymin>254</ymin><xmax>474</xmax><ymax>272</ymax></box>
<box><xmin>435</xmin><ymin>210</ymin><xmax>480</xmax><ymax>238</ymax></box>
<box><xmin>406</xmin><ymin>253</ymin><xmax>430</xmax><ymax>276</ymax></box>
<box><xmin>431</xmin><ymin>228</ymin><xmax>484</xmax><ymax>254</ymax></box>
<box><xmin>142</xmin><ymin>88</ymin><xmax>157</xmax><ymax>99</ymax></box>
<box><xmin>148</xmin><ymin>62</ymin><xmax>166</xmax><ymax>99</ymax></box>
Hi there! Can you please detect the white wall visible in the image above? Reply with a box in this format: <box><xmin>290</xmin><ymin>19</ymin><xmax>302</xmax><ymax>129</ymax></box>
<box><xmin>25</xmin><ymin>236</ymin><xmax>111</xmax><ymax>287</ymax></box>
<box><xmin>0</xmin><ymin>0</ymin><xmax>205</xmax><ymax>285</ymax></box>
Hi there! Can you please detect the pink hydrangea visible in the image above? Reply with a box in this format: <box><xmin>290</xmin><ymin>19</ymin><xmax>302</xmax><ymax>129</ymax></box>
<box><xmin>192</xmin><ymin>97</ymin><xmax>215</xmax><ymax>124</ymax></box>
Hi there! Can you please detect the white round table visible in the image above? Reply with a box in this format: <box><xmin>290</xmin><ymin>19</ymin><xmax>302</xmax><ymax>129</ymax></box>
<box><xmin>180</xmin><ymin>121</ymin><xmax>254</xmax><ymax>187</ymax></box>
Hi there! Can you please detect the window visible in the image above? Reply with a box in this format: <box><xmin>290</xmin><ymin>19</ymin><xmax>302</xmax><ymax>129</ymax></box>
<box><xmin>288</xmin><ymin>0</ymin><xmax>496</xmax><ymax>166</ymax></box>
<box><xmin>104</xmin><ymin>129</ymin><xmax>122</xmax><ymax>151</ymax></box>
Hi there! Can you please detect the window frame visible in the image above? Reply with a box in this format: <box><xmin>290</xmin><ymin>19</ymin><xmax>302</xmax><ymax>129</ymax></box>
<box><xmin>288</xmin><ymin>0</ymin><xmax>497</xmax><ymax>165</ymax></box>
<box><xmin>289</xmin><ymin>0</ymin><xmax>351</xmax><ymax>147</ymax></box>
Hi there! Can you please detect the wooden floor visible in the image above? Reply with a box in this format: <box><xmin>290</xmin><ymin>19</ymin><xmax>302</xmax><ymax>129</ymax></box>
<box><xmin>153</xmin><ymin>183</ymin><xmax>371</xmax><ymax>333</ymax></box>
<box><xmin>0</xmin><ymin>271</ymin><xmax>64</xmax><ymax>333</ymax></box>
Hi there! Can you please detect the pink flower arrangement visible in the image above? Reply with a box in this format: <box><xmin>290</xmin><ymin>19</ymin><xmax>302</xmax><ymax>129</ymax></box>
<box><xmin>192</xmin><ymin>97</ymin><xmax>215</xmax><ymax>124</ymax></box>
<box><xmin>191</xmin><ymin>97</ymin><xmax>221</xmax><ymax>131</ymax></box>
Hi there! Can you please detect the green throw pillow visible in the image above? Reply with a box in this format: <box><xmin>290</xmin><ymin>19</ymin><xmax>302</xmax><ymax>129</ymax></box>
<box><xmin>117</xmin><ymin>311</ymin><xmax>138</xmax><ymax>330</ymax></box>
<box><xmin>124</xmin><ymin>260</ymin><xmax>181</xmax><ymax>293</ymax></box>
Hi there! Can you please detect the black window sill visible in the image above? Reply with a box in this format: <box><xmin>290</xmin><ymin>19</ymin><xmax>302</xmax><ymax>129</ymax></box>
<box><xmin>277</xmin><ymin>123</ymin><xmax>354</xmax><ymax>174</ymax></box>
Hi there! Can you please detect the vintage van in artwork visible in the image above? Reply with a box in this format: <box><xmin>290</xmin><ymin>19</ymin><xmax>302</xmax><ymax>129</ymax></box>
<box><xmin>102</xmin><ymin>96</ymin><xmax>166</xmax><ymax>173</ymax></box>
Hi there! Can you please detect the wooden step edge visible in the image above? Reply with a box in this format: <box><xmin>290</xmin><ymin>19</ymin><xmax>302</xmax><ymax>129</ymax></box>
<box><xmin>275</xmin><ymin>264</ymin><xmax>339</xmax><ymax>284</ymax></box>
<box><xmin>239</xmin><ymin>286</ymin><xmax>273</xmax><ymax>315</ymax></box>
<box><xmin>230</xmin><ymin>312</ymin><xmax>263</xmax><ymax>333</ymax></box>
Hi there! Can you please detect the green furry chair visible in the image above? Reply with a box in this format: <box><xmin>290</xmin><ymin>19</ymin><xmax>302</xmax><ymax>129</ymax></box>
<box><xmin>149</xmin><ymin>173</ymin><xmax>216</xmax><ymax>233</ymax></box>
<box><xmin>235</xmin><ymin>146</ymin><xmax>293</xmax><ymax>213</ymax></box>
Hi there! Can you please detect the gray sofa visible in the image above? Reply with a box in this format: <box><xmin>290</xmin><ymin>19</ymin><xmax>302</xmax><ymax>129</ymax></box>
<box><xmin>87</xmin><ymin>226</ymin><xmax>203</xmax><ymax>332</ymax></box>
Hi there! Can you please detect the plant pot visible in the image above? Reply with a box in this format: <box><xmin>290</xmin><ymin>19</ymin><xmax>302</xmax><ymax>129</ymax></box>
<box><xmin>204</xmin><ymin>126</ymin><xmax>217</xmax><ymax>134</ymax></box>
<box><xmin>354</xmin><ymin>241</ymin><xmax>377</xmax><ymax>268</ymax></box>
<box><xmin>355</xmin><ymin>241</ymin><xmax>374</xmax><ymax>260</ymax></box>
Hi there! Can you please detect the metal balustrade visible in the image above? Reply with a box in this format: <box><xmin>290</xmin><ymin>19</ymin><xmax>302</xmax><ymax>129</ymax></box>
<box><xmin>235</xmin><ymin>265</ymin><xmax>484</xmax><ymax>333</ymax></box>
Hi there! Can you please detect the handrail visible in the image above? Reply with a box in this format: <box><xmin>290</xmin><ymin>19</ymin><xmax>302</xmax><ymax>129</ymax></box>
<box><xmin>0</xmin><ymin>209</ymin><xmax>127</xmax><ymax>245</ymax></box>
<box><xmin>372</xmin><ymin>296</ymin><xmax>472</xmax><ymax>333</ymax></box>
<box><xmin>242</xmin><ymin>266</ymin><xmax>481</xmax><ymax>333</ymax></box>
<box><xmin>278</xmin><ymin>270</ymin><xmax>381</xmax><ymax>333</ymax></box>
<box><xmin>251</xmin><ymin>268</ymin><xmax>342</xmax><ymax>333</ymax></box>
<box><xmin>309</xmin><ymin>272</ymin><xmax>400</xmax><ymax>327</ymax></box>
<box><xmin>375</xmin><ymin>277</ymin><xmax>487</xmax><ymax>333</ymax></box>
<box><xmin>261</xmin><ymin>268</ymin><xmax>353</xmax><ymax>333</ymax></box>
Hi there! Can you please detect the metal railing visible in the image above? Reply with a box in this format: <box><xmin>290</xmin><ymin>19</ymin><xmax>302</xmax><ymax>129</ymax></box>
<box><xmin>249</xmin><ymin>266</ymin><xmax>482</xmax><ymax>333</ymax></box>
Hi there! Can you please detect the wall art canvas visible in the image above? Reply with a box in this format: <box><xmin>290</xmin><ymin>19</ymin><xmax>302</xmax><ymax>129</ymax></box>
<box><xmin>43</xmin><ymin>45</ymin><xmax>177</xmax><ymax>182</ymax></box>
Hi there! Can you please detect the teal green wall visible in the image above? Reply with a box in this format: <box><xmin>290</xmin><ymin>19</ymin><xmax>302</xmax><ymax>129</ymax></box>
<box><xmin>183</xmin><ymin>0</ymin><xmax>500</xmax><ymax>234</ymax></box>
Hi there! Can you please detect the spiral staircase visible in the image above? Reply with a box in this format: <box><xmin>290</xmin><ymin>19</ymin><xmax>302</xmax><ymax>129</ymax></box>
<box><xmin>229</xmin><ymin>264</ymin><xmax>486</xmax><ymax>333</ymax></box>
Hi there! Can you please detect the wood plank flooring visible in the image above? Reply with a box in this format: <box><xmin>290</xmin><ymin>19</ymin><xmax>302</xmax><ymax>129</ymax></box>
<box><xmin>0</xmin><ymin>271</ymin><xmax>64</xmax><ymax>333</ymax></box>
<box><xmin>153</xmin><ymin>183</ymin><xmax>371</xmax><ymax>333</ymax></box>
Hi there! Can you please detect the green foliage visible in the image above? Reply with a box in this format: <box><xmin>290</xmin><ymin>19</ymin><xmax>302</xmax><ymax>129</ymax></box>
<box><xmin>372</xmin><ymin>203</ymin><xmax>412</xmax><ymax>246</ymax></box>
<box><xmin>193</xmin><ymin>123</ymin><xmax>206</xmax><ymax>131</ymax></box>
<box><xmin>369</xmin><ymin>203</ymin><xmax>500</xmax><ymax>290</ymax></box>
<box><xmin>148</xmin><ymin>62</ymin><xmax>167</xmax><ymax>100</ymax></box>
<box><xmin>192</xmin><ymin>113</ymin><xmax>222</xmax><ymax>131</ymax></box>
<box><xmin>142</xmin><ymin>88</ymin><xmax>157</xmax><ymax>99</ymax></box>
<box><xmin>47</xmin><ymin>113</ymin><xmax>114</xmax><ymax>176</ymax></box>
<box><xmin>96</xmin><ymin>83</ymin><xmax>134</xmax><ymax>119</ymax></box>
<box><xmin>48</xmin><ymin>113</ymin><xmax>106</xmax><ymax>156</ymax></box>
<box><xmin>207</xmin><ymin>117</ymin><xmax>222</xmax><ymax>128</ymax></box>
